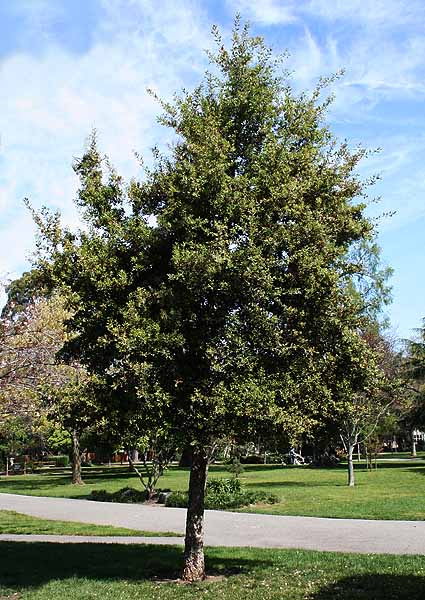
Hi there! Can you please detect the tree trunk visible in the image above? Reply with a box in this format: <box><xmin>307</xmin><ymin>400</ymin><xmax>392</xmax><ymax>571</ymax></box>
<box><xmin>72</xmin><ymin>430</ymin><xmax>83</xmax><ymax>485</ymax></box>
<box><xmin>179</xmin><ymin>446</ymin><xmax>193</xmax><ymax>468</ymax></box>
<box><xmin>181</xmin><ymin>448</ymin><xmax>209</xmax><ymax>582</ymax></box>
<box><xmin>347</xmin><ymin>444</ymin><xmax>355</xmax><ymax>487</ymax></box>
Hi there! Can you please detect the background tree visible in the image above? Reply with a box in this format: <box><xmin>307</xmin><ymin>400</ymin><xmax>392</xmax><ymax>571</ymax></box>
<box><xmin>31</xmin><ymin>22</ymin><xmax>383</xmax><ymax>581</ymax></box>
<box><xmin>337</xmin><ymin>328</ymin><xmax>401</xmax><ymax>486</ymax></box>
<box><xmin>0</xmin><ymin>289</ymin><xmax>90</xmax><ymax>484</ymax></box>
<box><xmin>403</xmin><ymin>319</ymin><xmax>425</xmax><ymax>453</ymax></box>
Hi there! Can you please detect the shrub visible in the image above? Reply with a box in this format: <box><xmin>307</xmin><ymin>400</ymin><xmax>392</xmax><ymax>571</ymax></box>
<box><xmin>226</xmin><ymin>458</ymin><xmax>245</xmax><ymax>478</ymax></box>
<box><xmin>50</xmin><ymin>455</ymin><xmax>69</xmax><ymax>467</ymax></box>
<box><xmin>88</xmin><ymin>486</ymin><xmax>148</xmax><ymax>503</ymax></box>
<box><xmin>165</xmin><ymin>478</ymin><xmax>279</xmax><ymax>510</ymax></box>
<box><xmin>165</xmin><ymin>491</ymin><xmax>188</xmax><ymax>508</ymax></box>
<box><xmin>207</xmin><ymin>477</ymin><xmax>242</xmax><ymax>494</ymax></box>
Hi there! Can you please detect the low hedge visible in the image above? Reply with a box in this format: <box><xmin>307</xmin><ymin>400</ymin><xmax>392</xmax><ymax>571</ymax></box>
<box><xmin>50</xmin><ymin>455</ymin><xmax>70</xmax><ymax>467</ymax></box>
<box><xmin>166</xmin><ymin>478</ymin><xmax>279</xmax><ymax>510</ymax></box>
<box><xmin>88</xmin><ymin>487</ymin><xmax>148</xmax><ymax>503</ymax></box>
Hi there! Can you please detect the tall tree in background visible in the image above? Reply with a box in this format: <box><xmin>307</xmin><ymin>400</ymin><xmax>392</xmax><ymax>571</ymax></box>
<box><xmin>403</xmin><ymin>319</ymin><xmax>425</xmax><ymax>449</ymax></box>
<box><xmin>337</xmin><ymin>328</ymin><xmax>401</xmax><ymax>486</ymax></box>
<box><xmin>32</xmin><ymin>22</ymin><xmax>382</xmax><ymax>581</ymax></box>
<box><xmin>0</xmin><ymin>289</ymin><xmax>88</xmax><ymax>484</ymax></box>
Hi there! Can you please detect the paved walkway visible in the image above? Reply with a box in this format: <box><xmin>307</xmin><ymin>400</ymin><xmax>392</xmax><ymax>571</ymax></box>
<box><xmin>1</xmin><ymin>493</ymin><xmax>425</xmax><ymax>555</ymax></box>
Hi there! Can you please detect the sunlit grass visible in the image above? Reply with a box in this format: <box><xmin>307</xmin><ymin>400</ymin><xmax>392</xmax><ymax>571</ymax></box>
<box><xmin>1</xmin><ymin>453</ymin><xmax>425</xmax><ymax>520</ymax></box>
<box><xmin>0</xmin><ymin>510</ymin><xmax>180</xmax><ymax>537</ymax></box>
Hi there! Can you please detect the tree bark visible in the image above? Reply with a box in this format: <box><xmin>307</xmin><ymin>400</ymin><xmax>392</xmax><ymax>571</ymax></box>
<box><xmin>72</xmin><ymin>429</ymin><xmax>83</xmax><ymax>485</ymax></box>
<box><xmin>181</xmin><ymin>448</ymin><xmax>209</xmax><ymax>582</ymax></box>
<box><xmin>347</xmin><ymin>443</ymin><xmax>355</xmax><ymax>487</ymax></box>
<box><xmin>179</xmin><ymin>446</ymin><xmax>193</xmax><ymax>468</ymax></box>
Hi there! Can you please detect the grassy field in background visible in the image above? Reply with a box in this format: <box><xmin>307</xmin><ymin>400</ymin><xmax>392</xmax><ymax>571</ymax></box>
<box><xmin>0</xmin><ymin>510</ymin><xmax>180</xmax><ymax>537</ymax></box>
<box><xmin>1</xmin><ymin>542</ymin><xmax>425</xmax><ymax>599</ymax></box>
<box><xmin>1</xmin><ymin>453</ymin><xmax>425</xmax><ymax>520</ymax></box>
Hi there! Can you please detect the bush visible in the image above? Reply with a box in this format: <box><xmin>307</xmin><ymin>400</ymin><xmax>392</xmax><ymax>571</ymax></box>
<box><xmin>88</xmin><ymin>486</ymin><xmax>148</xmax><ymax>503</ymax></box>
<box><xmin>50</xmin><ymin>455</ymin><xmax>69</xmax><ymax>467</ymax></box>
<box><xmin>226</xmin><ymin>458</ymin><xmax>245</xmax><ymax>478</ymax></box>
<box><xmin>207</xmin><ymin>477</ymin><xmax>242</xmax><ymax>494</ymax></box>
<box><xmin>165</xmin><ymin>491</ymin><xmax>188</xmax><ymax>508</ymax></box>
<box><xmin>165</xmin><ymin>478</ymin><xmax>279</xmax><ymax>510</ymax></box>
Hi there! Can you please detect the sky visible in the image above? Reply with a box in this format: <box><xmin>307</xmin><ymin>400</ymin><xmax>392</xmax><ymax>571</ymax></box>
<box><xmin>0</xmin><ymin>0</ymin><xmax>424</xmax><ymax>339</ymax></box>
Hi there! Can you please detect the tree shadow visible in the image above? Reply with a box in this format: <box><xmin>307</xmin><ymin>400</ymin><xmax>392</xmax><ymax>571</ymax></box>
<box><xmin>0</xmin><ymin>469</ymin><xmax>143</xmax><ymax>493</ymax></box>
<box><xmin>0</xmin><ymin>475</ymin><xmax>74</xmax><ymax>492</ymax></box>
<box><xmin>0</xmin><ymin>542</ymin><xmax>272</xmax><ymax>592</ymax></box>
<box><xmin>410</xmin><ymin>467</ymin><xmax>425</xmax><ymax>477</ymax></box>
<box><xmin>311</xmin><ymin>574</ymin><xmax>425</xmax><ymax>600</ymax></box>
<box><xmin>355</xmin><ymin>462</ymin><xmax>425</xmax><ymax>471</ymax></box>
<box><xmin>244</xmin><ymin>480</ymin><xmax>337</xmax><ymax>489</ymax></box>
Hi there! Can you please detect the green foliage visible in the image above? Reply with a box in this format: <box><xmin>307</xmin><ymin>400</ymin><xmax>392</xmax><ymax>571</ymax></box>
<box><xmin>49</xmin><ymin>455</ymin><xmax>70</xmax><ymax>467</ymax></box>
<box><xmin>0</xmin><ymin>416</ymin><xmax>29</xmax><ymax>460</ymax></box>
<box><xmin>346</xmin><ymin>239</ymin><xmax>393</xmax><ymax>328</ymax></box>
<box><xmin>405</xmin><ymin>319</ymin><xmax>425</xmax><ymax>387</ymax></box>
<box><xmin>207</xmin><ymin>477</ymin><xmax>242</xmax><ymax>494</ymax></box>
<box><xmin>226</xmin><ymin>457</ymin><xmax>245</xmax><ymax>478</ymax></box>
<box><xmin>31</xmin><ymin>22</ymin><xmax>381</xmax><ymax>454</ymax></box>
<box><xmin>1</xmin><ymin>269</ymin><xmax>47</xmax><ymax>319</ymax></box>
<box><xmin>47</xmin><ymin>427</ymin><xmax>72</xmax><ymax>454</ymax></box>
<box><xmin>166</xmin><ymin>477</ymin><xmax>279</xmax><ymax>509</ymax></box>
<box><xmin>88</xmin><ymin>486</ymin><xmax>148</xmax><ymax>503</ymax></box>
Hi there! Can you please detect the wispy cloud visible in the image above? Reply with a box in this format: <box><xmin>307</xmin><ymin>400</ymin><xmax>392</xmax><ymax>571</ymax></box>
<box><xmin>228</xmin><ymin>0</ymin><xmax>297</xmax><ymax>25</ymax></box>
<box><xmin>0</xmin><ymin>0</ymin><xmax>211</xmax><ymax>275</ymax></box>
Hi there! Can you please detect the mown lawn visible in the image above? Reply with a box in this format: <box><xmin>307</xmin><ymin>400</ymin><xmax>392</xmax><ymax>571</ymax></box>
<box><xmin>0</xmin><ymin>510</ymin><xmax>180</xmax><ymax>537</ymax></box>
<box><xmin>1</xmin><ymin>542</ymin><xmax>425</xmax><ymax>599</ymax></box>
<box><xmin>1</xmin><ymin>454</ymin><xmax>425</xmax><ymax>520</ymax></box>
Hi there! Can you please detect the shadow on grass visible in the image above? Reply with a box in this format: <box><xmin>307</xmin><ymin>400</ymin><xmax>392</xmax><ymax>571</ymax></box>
<box><xmin>244</xmin><ymin>480</ymin><xmax>343</xmax><ymax>489</ymax></box>
<box><xmin>0</xmin><ymin>542</ymin><xmax>270</xmax><ymax>592</ymax></box>
<box><xmin>0</xmin><ymin>475</ymin><xmax>75</xmax><ymax>492</ymax></box>
<box><xmin>355</xmin><ymin>462</ymin><xmax>425</xmax><ymax>471</ymax></box>
<box><xmin>312</xmin><ymin>574</ymin><xmax>425</xmax><ymax>600</ymax></box>
<box><xmin>411</xmin><ymin>467</ymin><xmax>425</xmax><ymax>477</ymax></box>
<box><xmin>0</xmin><ymin>470</ymin><xmax>143</xmax><ymax>492</ymax></box>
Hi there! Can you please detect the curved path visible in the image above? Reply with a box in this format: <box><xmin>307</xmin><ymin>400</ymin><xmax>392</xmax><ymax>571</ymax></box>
<box><xmin>1</xmin><ymin>493</ymin><xmax>425</xmax><ymax>555</ymax></box>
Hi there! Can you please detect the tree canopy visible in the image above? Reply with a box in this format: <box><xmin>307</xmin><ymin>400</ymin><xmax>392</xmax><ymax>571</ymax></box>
<box><xmin>31</xmin><ymin>22</ymin><xmax>383</xmax><ymax>581</ymax></box>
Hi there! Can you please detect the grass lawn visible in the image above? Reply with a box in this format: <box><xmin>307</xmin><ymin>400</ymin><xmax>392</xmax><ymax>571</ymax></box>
<box><xmin>0</xmin><ymin>510</ymin><xmax>180</xmax><ymax>537</ymax></box>
<box><xmin>1</xmin><ymin>542</ymin><xmax>425</xmax><ymax>599</ymax></box>
<box><xmin>1</xmin><ymin>453</ymin><xmax>425</xmax><ymax>520</ymax></box>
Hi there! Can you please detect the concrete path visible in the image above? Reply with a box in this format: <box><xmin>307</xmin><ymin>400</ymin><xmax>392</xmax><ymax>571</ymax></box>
<box><xmin>1</xmin><ymin>493</ymin><xmax>425</xmax><ymax>555</ymax></box>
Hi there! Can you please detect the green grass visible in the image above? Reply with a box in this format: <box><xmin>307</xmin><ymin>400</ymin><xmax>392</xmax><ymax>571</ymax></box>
<box><xmin>0</xmin><ymin>510</ymin><xmax>180</xmax><ymax>537</ymax></box>
<box><xmin>2</xmin><ymin>453</ymin><xmax>425</xmax><ymax>520</ymax></box>
<box><xmin>1</xmin><ymin>542</ymin><xmax>425</xmax><ymax>599</ymax></box>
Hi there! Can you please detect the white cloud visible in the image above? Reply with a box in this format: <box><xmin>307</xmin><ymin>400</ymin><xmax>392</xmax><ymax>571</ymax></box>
<box><xmin>227</xmin><ymin>0</ymin><xmax>425</xmax><ymax>29</ymax></box>
<box><xmin>227</xmin><ymin>0</ymin><xmax>297</xmax><ymax>25</ymax></box>
<box><xmin>0</xmin><ymin>0</ymin><xmax>212</xmax><ymax>277</ymax></box>
<box><xmin>304</xmin><ymin>0</ymin><xmax>424</xmax><ymax>27</ymax></box>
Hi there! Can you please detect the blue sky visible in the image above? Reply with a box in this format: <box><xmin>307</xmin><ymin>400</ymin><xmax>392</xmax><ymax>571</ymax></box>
<box><xmin>0</xmin><ymin>0</ymin><xmax>424</xmax><ymax>339</ymax></box>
